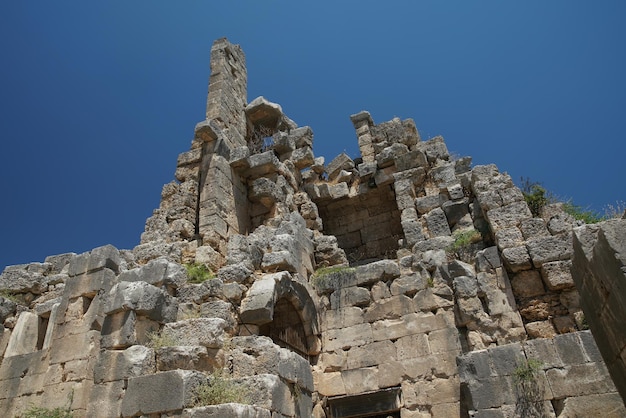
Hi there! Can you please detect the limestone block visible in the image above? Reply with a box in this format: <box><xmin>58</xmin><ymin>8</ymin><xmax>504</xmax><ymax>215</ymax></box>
<box><xmin>64</xmin><ymin>269</ymin><xmax>117</xmax><ymax>299</ymax></box>
<box><xmin>200</xmin><ymin>300</ymin><xmax>236</xmax><ymax>330</ymax></box>
<box><xmin>526</xmin><ymin>235</ymin><xmax>572</xmax><ymax>268</ymax></box>
<box><xmin>330</xmin><ymin>286</ymin><xmax>370</xmax><ymax>310</ymax></box>
<box><xmin>425</xmin><ymin>207</ymin><xmax>452</xmax><ymax>237</ymax></box>
<box><xmin>546</xmin><ymin>363</ymin><xmax>616</xmax><ymax>398</ymax></box>
<box><xmin>419</xmin><ymin>136</ymin><xmax>449</xmax><ymax>162</ymax></box>
<box><xmin>402</xmin><ymin>377</ymin><xmax>460</xmax><ymax>408</ymax></box>
<box><xmin>501</xmin><ymin>246</ymin><xmax>532</xmax><ymax>272</ymax></box>
<box><xmin>430</xmin><ymin>164</ymin><xmax>457</xmax><ymax>187</ymax></box>
<box><xmin>486</xmin><ymin>201</ymin><xmax>532</xmax><ymax>231</ymax></box>
<box><xmin>323</xmin><ymin>323</ymin><xmax>372</xmax><ymax>351</ymax></box>
<box><xmin>327</xmin><ymin>153</ymin><xmax>354</xmax><ymax>181</ymax></box>
<box><xmin>520</xmin><ymin>217</ymin><xmax>550</xmax><ymax>239</ymax></box>
<box><xmin>121</xmin><ymin>369</ymin><xmax>206</xmax><ymax>416</ymax></box>
<box><xmin>390</xmin><ymin>273</ymin><xmax>426</xmax><ymax>296</ymax></box>
<box><xmin>341</xmin><ymin>367</ymin><xmax>379</xmax><ymax>395</ymax></box>
<box><xmin>346</xmin><ymin>340</ymin><xmax>396</xmax><ymax>369</ymax></box>
<box><xmin>413</xmin><ymin>288</ymin><xmax>453</xmax><ymax>312</ymax></box>
<box><xmin>262</xmin><ymin>250</ymin><xmax>297</xmax><ymax>273</ymax></box>
<box><xmin>431</xmin><ymin>402</ymin><xmax>460</xmax><ymax>418</ymax></box>
<box><xmin>442</xmin><ymin>199</ymin><xmax>469</xmax><ymax>227</ymax></box>
<box><xmin>323</xmin><ymin>307</ymin><xmax>364</xmax><ymax>330</ymax></box>
<box><xmin>239</xmin><ymin>373</ymin><xmax>294</xmax><ymax>417</ymax></box>
<box><xmin>447</xmin><ymin>259</ymin><xmax>476</xmax><ymax>279</ymax></box>
<box><xmin>0</xmin><ymin>296</ymin><xmax>17</xmax><ymax>324</ymax></box>
<box><xmin>86</xmin><ymin>381</ymin><xmax>125</xmax><ymax>418</ymax></box>
<box><xmin>396</xmin><ymin>333</ymin><xmax>429</xmax><ymax>360</ymax></box>
<box><xmin>475</xmin><ymin>246</ymin><xmax>502</xmax><ymax>272</ymax></box>
<box><xmin>244</xmin><ymin>150</ymin><xmax>280</xmax><ymax>179</ymax></box>
<box><xmin>377</xmin><ymin>143</ymin><xmax>409</xmax><ymax>168</ymax></box>
<box><xmin>101</xmin><ymin>310</ymin><xmax>137</xmax><ymax>349</ymax></box>
<box><xmin>428</xmin><ymin>327</ymin><xmax>461</xmax><ymax>354</ymax></box>
<box><xmin>355</xmin><ymin>260</ymin><xmax>400</xmax><ymax>286</ymax></box>
<box><xmin>316</xmin><ymin>371</ymin><xmax>346</xmax><ymax>396</ymax></box>
<box><xmin>94</xmin><ymin>345</ymin><xmax>156</xmax><ymax>383</ymax></box>
<box><xmin>363</xmin><ymin>294</ymin><xmax>414</xmax><ymax>322</ymax></box>
<box><xmin>525</xmin><ymin>320</ymin><xmax>556</xmax><ymax>339</ymax></box>
<box><xmin>557</xmin><ymin>392</ymin><xmax>626</xmax><ymax>418</ymax></box>
<box><xmin>182</xmin><ymin>404</ymin><xmax>272</xmax><ymax>418</ymax></box>
<box><xmin>239</xmin><ymin>273</ymin><xmax>279</xmax><ymax>324</ymax></box>
<box><xmin>162</xmin><ymin>318</ymin><xmax>227</xmax><ymax>348</ymax></box>
<box><xmin>374</xmin><ymin>166</ymin><xmax>397</xmax><ymax>186</ymax></box>
<box><xmin>119</xmin><ymin>257</ymin><xmax>186</xmax><ymax>290</ymax></box>
<box><xmin>156</xmin><ymin>345</ymin><xmax>220</xmax><ymax>372</ymax></box>
<box><xmin>40</xmin><ymin>379</ymin><xmax>92</xmax><ymax>412</ymax></box>
<box><xmin>68</xmin><ymin>244</ymin><xmax>121</xmax><ymax>277</ymax></box>
<box><xmin>395</xmin><ymin>149</ymin><xmax>428</xmax><ymax>171</ymax></box>
<box><xmin>453</xmin><ymin>276</ymin><xmax>478</xmax><ymax>298</ymax></box>
<box><xmin>494</xmin><ymin>227</ymin><xmax>524</xmax><ymax>251</ymax></box>
<box><xmin>104</xmin><ymin>281</ymin><xmax>178</xmax><ymax>323</ymax></box>
<box><xmin>401</xmin><ymin>219</ymin><xmax>426</xmax><ymax>247</ymax></box>
<box><xmin>371</xmin><ymin>281</ymin><xmax>392</xmax><ymax>301</ymax></box>
<box><xmin>523</xmin><ymin>338</ymin><xmax>563</xmax><ymax>370</ymax></box>
<box><xmin>4</xmin><ymin>311</ymin><xmax>39</xmax><ymax>357</ymax></box>
<box><xmin>511</xmin><ymin>270</ymin><xmax>545</xmax><ymax>298</ymax></box>
<box><xmin>291</xmin><ymin>146</ymin><xmax>315</xmax><ymax>169</ymax></box>
<box><xmin>415</xmin><ymin>194</ymin><xmax>446</xmax><ymax>215</ymax></box>
<box><xmin>539</xmin><ymin>260</ymin><xmax>574</xmax><ymax>290</ymax></box>
<box><xmin>457</xmin><ymin>350</ymin><xmax>491</xmax><ymax>381</ymax></box>
<box><xmin>217</xmin><ymin>263</ymin><xmax>252</xmax><ymax>284</ymax></box>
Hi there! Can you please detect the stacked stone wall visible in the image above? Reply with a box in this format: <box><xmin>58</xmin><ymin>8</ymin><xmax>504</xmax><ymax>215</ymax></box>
<box><xmin>0</xmin><ymin>38</ymin><xmax>624</xmax><ymax>417</ymax></box>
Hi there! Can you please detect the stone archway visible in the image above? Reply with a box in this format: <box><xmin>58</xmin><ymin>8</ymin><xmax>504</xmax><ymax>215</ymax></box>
<box><xmin>239</xmin><ymin>271</ymin><xmax>320</xmax><ymax>358</ymax></box>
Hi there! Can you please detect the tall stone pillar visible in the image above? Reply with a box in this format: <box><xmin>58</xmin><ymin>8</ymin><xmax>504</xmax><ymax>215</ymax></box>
<box><xmin>205</xmin><ymin>38</ymin><xmax>248</xmax><ymax>149</ymax></box>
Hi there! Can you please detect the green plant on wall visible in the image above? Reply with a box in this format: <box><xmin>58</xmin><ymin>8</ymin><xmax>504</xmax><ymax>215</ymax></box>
<box><xmin>193</xmin><ymin>370</ymin><xmax>249</xmax><ymax>406</ymax></box>
<box><xmin>446</xmin><ymin>229</ymin><xmax>482</xmax><ymax>262</ymax></box>
<box><xmin>513</xmin><ymin>358</ymin><xmax>546</xmax><ymax>418</ymax></box>
<box><xmin>521</xmin><ymin>178</ymin><xmax>550</xmax><ymax>217</ymax></box>
<box><xmin>146</xmin><ymin>330</ymin><xmax>177</xmax><ymax>349</ymax></box>
<box><xmin>185</xmin><ymin>263</ymin><xmax>215</xmax><ymax>284</ymax></box>
<box><xmin>22</xmin><ymin>391</ymin><xmax>74</xmax><ymax>418</ymax></box>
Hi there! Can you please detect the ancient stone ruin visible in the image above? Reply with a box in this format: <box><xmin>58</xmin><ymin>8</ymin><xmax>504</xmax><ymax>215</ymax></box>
<box><xmin>1</xmin><ymin>38</ymin><xmax>625</xmax><ymax>417</ymax></box>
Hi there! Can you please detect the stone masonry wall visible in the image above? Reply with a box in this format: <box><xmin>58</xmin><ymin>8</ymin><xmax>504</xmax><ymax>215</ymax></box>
<box><xmin>0</xmin><ymin>38</ymin><xmax>624</xmax><ymax>418</ymax></box>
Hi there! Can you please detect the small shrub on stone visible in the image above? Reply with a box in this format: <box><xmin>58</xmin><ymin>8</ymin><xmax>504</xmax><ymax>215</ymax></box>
<box><xmin>22</xmin><ymin>391</ymin><xmax>73</xmax><ymax>418</ymax></box>
<box><xmin>513</xmin><ymin>358</ymin><xmax>545</xmax><ymax>417</ymax></box>
<box><xmin>0</xmin><ymin>289</ymin><xmax>20</xmax><ymax>304</ymax></box>
<box><xmin>521</xmin><ymin>178</ymin><xmax>550</xmax><ymax>217</ymax></box>
<box><xmin>146</xmin><ymin>330</ymin><xmax>177</xmax><ymax>349</ymax></box>
<box><xmin>185</xmin><ymin>263</ymin><xmax>215</xmax><ymax>284</ymax></box>
<box><xmin>447</xmin><ymin>229</ymin><xmax>482</xmax><ymax>262</ymax></box>
<box><xmin>193</xmin><ymin>370</ymin><xmax>249</xmax><ymax>406</ymax></box>
<box><xmin>563</xmin><ymin>202</ymin><xmax>604</xmax><ymax>224</ymax></box>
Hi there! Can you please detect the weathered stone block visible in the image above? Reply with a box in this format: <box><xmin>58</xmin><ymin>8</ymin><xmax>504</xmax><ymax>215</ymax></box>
<box><xmin>540</xmin><ymin>260</ymin><xmax>574</xmax><ymax>290</ymax></box>
<box><xmin>396</xmin><ymin>333</ymin><xmax>429</xmax><ymax>360</ymax></box>
<box><xmin>104</xmin><ymin>281</ymin><xmax>178</xmax><ymax>323</ymax></box>
<box><xmin>526</xmin><ymin>235</ymin><xmax>572</xmax><ymax>268</ymax></box>
<box><xmin>546</xmin><ymin>363</ymin><xmax>616</xmax><ymax>398</ymax></box>
<box><xmin>425</xmin><ymin>207</ymin><xmax>452</xmax><ymax>237</ymax></box>
<box><xmin>121</xmin><ymin>370</ymin><xmax>205</xmax><ymax>416</ymax></box>
<box><xmin>511</xmin><ymin>270</ymin><xmax>545</xmax><ymax>298</ymax></box>
<box><xmin>4</xmin><ymin>312</ymin><xmax>39</xmax><ymax>357</ymax></box>
<box><xmin>346</xmin><ymin>340</ymin><xmax>396</xmax><ymax>369</ymax></box>
<box><xmin>355</xmin><ymin>260</ymin><xmax>400</xmax><ymax>286</ymax></box>
<box><xmin>428</xmin><ymin>327</ymin><xmax>461</xmax><ymax>354</ymax></box>
<box><xmin>323</xmin><ymin>323</ymin><xmax>372</xmax><ymax>351</ymax></box>
<box><xmin>363</xmin><ymin>294</ymin><xmax>414</xmax><ymax>322</ymax></box>
<box><xmin>182</xmin><ymin>404</ymin><xmax>272</xmax><ymax>418</ymax></box>
<box><xmin>94</xmin><ymin>345</ymin><xmax>156</xmax><ymax>383</ymax></box>
<box><xmin>330</xmin><ymin>287</ymin><xmax>370</xmax><ymax>310</ymax></box>
<box><xmin>342</xmin><ymin>367</ymin><xmax>379</xmax><ymax>395</ymax></box>
<box><xmin>501</xmin><ymin>246</ymin><xmax>532</xmax><ymax>272</ymax></box>
<box><xmin>162</xmin><ymin>317</ymin><xmax>227</xmax><ymax>348</ymax></box>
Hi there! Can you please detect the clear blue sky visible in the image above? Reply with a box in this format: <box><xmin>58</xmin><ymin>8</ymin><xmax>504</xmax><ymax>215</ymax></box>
<box><xmin>1</xmin><ymin>1</ymin><xmax>624</xmax><ymax>271</ymax></box>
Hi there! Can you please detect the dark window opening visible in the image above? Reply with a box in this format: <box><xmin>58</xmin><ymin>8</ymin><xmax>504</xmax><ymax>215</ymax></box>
<box><xmin>317</xmin><ymin>186</ymin><xmax>403</xmax><ymax>265</ymax></box>
<box><xmin>36</xmin><ymin>315</ymin><xmax>49</xmax><ymax>351</ymax></box>
<box><xmin>259</xmin><ymin>297</ymin><xmax>309</xmax><ymax>358</ymax></box>
<box><xmin>327</xmin><ymin>387</ymin><xmax>401</xmax><ymax>418</ymax></box>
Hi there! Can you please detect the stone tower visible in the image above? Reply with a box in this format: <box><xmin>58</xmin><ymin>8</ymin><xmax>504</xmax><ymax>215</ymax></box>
<box><xmin>0</xmin><ymin>38</ymin><xmax>624</xmax><ymax>417</ymax></box>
